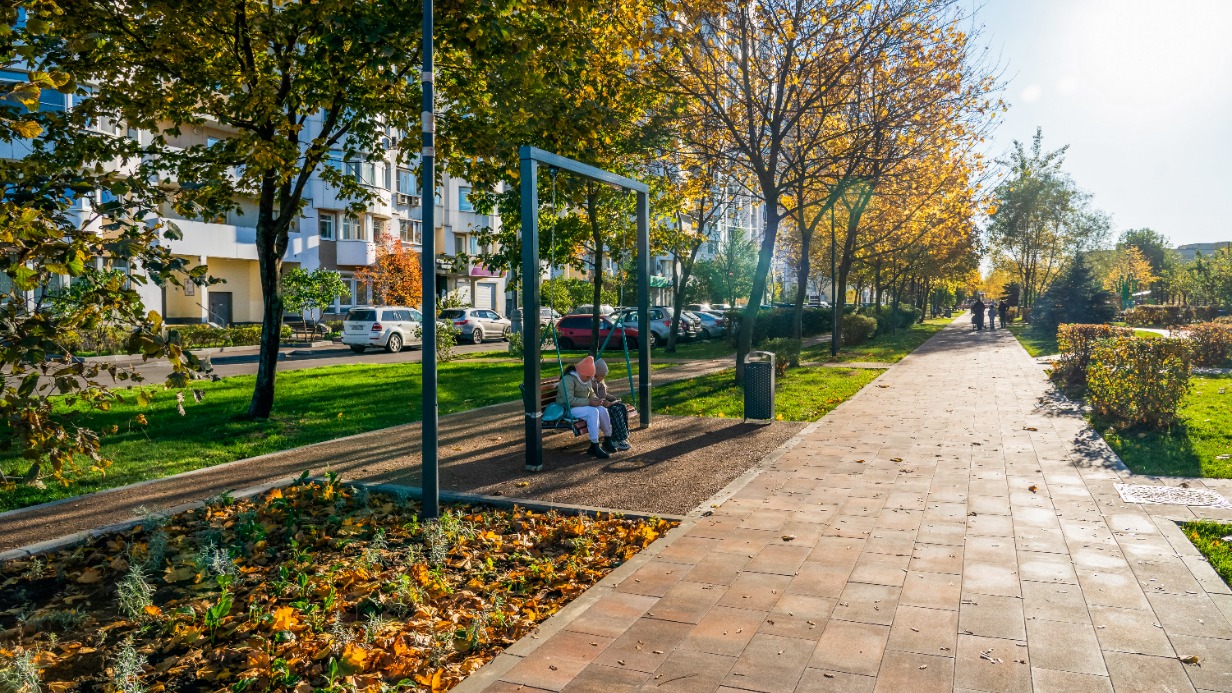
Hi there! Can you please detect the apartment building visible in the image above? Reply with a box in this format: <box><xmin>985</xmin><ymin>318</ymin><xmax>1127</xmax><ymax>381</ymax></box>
<box><xmin>0</xmin><ymin>71</ymin><xmax>510</xmax><ymax>324</ymax></box>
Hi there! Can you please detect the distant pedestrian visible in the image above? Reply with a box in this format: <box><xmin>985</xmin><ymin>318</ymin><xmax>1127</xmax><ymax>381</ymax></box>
<box><xmin>971</xmin><ymin>298</ymin><xmax>985</xmax><ymax>330</ymax></box>
<box><xmin>987</xmin><ymin>301</ymin><xmax>997</xmax><ymax>329</ymax></box>
<box><xmin>999</xmin><ymin>300</ymin><xmax>1009</xmax><ymax>326</ymax></box>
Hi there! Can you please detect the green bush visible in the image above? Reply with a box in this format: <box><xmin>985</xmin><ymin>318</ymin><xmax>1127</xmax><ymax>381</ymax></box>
<box><xmin>1054</xmin><ymin>323</ymin><xmax>1134</xmax><ymax>390</ymax></box>
<box><xmin>1192</xmin><ymin>305</ymin><xmax>1225</xmax><ymax>322</ymax></box>
<box><xmin>1188</xmin><ymin>322</ymin><xmax>1232</xmax><ymax>367</ymax></box>
<box><xmin>57</xmin><ymin>326</ymin><xmax>133</xmax><ymax>356</ymax></box>
<box><xmin>1121</xmin><ymin>304</ymin><xmax>1193</xmax><ymax>327</ymax></box>
<box><xmin>171</xmin><ymin>324</ymin><xmax>291</xmax><ymax>350</ymax></box>
<box><xmin>760</xmin><ymin>337</ymin><xmax>802</xmax><ymax>377</ymax></box>
<box><xmin>507</xmin><ymin>331</ymin><xmax>524</xmax><ymax>360</ymax></box>
<box><xmin>859</xmin><ymin>305</ymin><xmax>919</xmax><ymax>334</ymax></box>
<box><xmin>415</xmin><ymin>322</ymin><xmax>461</xmax><ymax>362</ymax></box>
<box><xmin>1087</xmin><ymin>337</ymin><xmax>1191</xmax><ymax>429</ymax></box>
<box><xmin>726</xmin><ymin>307</ymin><xmax>833</xmax><ymax>346</ymax></box>
<box><xmin>841</xmin><ymin>313</ymin><xmax>878</xmax><ymax>346</ymax></box>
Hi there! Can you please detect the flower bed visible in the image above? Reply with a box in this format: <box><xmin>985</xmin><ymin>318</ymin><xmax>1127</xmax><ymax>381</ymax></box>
<box><xmin>0</xmin><ymin>476</ymin><xmax>673</xmax><ymax>691</ymax></box>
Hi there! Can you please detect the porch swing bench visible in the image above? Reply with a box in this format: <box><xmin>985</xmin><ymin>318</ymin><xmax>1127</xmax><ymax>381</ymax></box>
<box><xmin>521</xmin><ymin>377</ymin><xmax>638</xmax><ymax>438</ymax></box>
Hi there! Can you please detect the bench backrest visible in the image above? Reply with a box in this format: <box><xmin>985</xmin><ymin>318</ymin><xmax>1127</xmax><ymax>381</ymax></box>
<box><xmin>538</xmin><ymin>379</ymin><xmax>560</xmax><ymax>411</ymax></box>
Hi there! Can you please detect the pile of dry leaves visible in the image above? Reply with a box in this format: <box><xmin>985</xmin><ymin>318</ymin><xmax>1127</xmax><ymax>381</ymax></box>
<box><xmin>0</xmin><ymin>474</ymin><xmax>673</xmax><ymax>691</ymax></box>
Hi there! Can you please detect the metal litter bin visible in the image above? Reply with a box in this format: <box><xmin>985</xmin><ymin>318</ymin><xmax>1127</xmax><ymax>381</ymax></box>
<box><xmin>744</xmin><ymin>351</ymin><xmax>775</xmax><ymax>421</ymax></box>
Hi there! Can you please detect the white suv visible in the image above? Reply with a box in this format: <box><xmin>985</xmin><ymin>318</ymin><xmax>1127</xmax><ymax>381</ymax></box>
<box><xmin>342</xmin><ymin>306</ymin><xmax>423</xmax><ymax>353</ymax></box>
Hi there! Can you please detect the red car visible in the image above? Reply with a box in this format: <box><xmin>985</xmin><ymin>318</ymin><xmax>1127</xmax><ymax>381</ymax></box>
<box><xmin>553</xmin><ymin>314</ymin><xmax>645</xmax><ymax>350</ymax></box>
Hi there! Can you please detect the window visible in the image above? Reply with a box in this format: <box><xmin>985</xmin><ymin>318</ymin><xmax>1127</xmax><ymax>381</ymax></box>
<box><xmin>0</xmin><ymin>70</ymin><xmax>62</xmax><ymax>113</ymax></box>
<box><xmin>206</xmin><ymin>137</ymin><xmax>221</xmax><ymax>148</ymax></box>
<box><xmin>372</xmin><ymin>218</ymin><xmax>388</xmax><ymax>241</ymax></box>
<box><xmin>399</xmin><ymin>219</ymin><xmax>421</xmax><ymax>244</ymax></box>
<box><xmin>458</xmin><ymin>186</ymin><xmax>473</xmax><ymax>212</ymax></box>
<box><xmin>409</xmin><ymin>309</ymin><xmax>423</xmax><ymax>322</ymax></box>
<box><xmin>468</xmin><ymin>235</ymin><xmax>481</xmax><ymax>255</ymax></box>
<box><xmin>346</xmin><ymin>308</ymin><xmax>376</xmax><ymax>321</ymax></box>
<box><xmin>318</xmin><ymin>213</ymin><xmax>336</xmax><ymax>240</ymax></box>
<box><xmin>341</xmin><ymin>215</ymin><xmax>361</xmax><ymax>241</ymax></box>
<box><xmin>397</xmin><ymin>169</ymin><xmax>416</xmax><ymax>194</ymax></box>
<box><xmin>327</xmin><ymin>150</ymin><xmax>343</xmax><ymax>171</ymax></box>
<box><xmin>381</xmin><ymin>310</ymin><xmax>399</xmax><ymax>322</ymax></box>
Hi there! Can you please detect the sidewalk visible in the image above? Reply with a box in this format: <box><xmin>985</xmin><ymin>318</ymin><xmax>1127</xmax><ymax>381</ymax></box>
<box><xmin>471</xmin><ymin>317</ymin><xmax>1232</xmax><ymax>693</ymax></box>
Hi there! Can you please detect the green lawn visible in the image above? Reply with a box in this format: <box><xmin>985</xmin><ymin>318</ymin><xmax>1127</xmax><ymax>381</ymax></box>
<box><xmin>1183</xmin><ymin>521</ymin><xmax>1232</xmax><ymax>587</ymax></box>
<box><xmin>654</xmin><ymin>366</ymin><xmax>882</xmax><ymax>422</ymax></box>
<box><xmin>801</xmin><ymin>318</ymin><xmax>948</xmax><ymax>364</ymax></box>
<box><xmin>1007</xmin><ymin>323</ymin><xmax>1059</xmax><ymax>357</ymax></box>
<box><xmin>1098</xmin><ymin>375</ymin><xmax>1232</xmax><ymax>478</ymax></box>
<box><xmin>0</xmin><ymin>359</ymin><xmax>658</xmax><ymax>511</ymax></box>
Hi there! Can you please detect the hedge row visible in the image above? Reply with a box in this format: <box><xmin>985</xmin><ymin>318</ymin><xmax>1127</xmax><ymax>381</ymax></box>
<box><xmin>1188</xmin><ymin>322</ymin><xmax>1232</xmax><ymax>367</ymax></box>
<box><xmin>841</xmin><ymin>313</ymin><xmax>878</xmax><ymax>346</ymax></box>
<box><xmin>726</xmin><ymin>307</ymin><xmax>834</xmax><ymax>345</ymax></box>
<box><xmin>1087</xmin><ymin>337</ymin><xmax>1191</xmax><ymax>429</ymax></box>
<box><xmin>1054</xmin><ymin>323</ymin><xmax>1134</xmax><ymax>390</ymax></box>
<box><xmin>170</xmin><ymin>324</ymin><xmax>292</xmax><ymax>350</ymax></box>
<box><xmin>1121</xmin><ymin>304</ymin><xmax>1226</xmax><ymax>326</ymax></box>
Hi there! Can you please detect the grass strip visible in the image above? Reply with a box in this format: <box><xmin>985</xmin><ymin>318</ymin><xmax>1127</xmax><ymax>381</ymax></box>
<box><xmin>1182</xmin><ymin>520</ymin><xmax>1232</xmax><ymax>587</ymax></box>
<box><xmin>654</xmin><ymin>366</ymin><xmax>881</xmax><ymax>422</ymax></box>
<box><xmin>1097</xmin><ymin>375</ymin><xmax>1232</xmax><ymax>478</ymax></box>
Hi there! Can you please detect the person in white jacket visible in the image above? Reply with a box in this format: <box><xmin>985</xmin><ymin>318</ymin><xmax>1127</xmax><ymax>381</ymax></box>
<box><xmin>556</xmin><ymin>356</ymin><xmax>614</xmax><ymax>458</ymax></box>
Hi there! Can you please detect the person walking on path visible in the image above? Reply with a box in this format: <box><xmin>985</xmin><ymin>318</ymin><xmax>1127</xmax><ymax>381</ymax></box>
<box><xmin>971</xmin><ymin>297</ymin><xmax>985</xmax><ymax>330</ymax></box>
<box><xmin>593</xmin><ymin>359</ymin><xmax>631</xmax><ymax>451</ymax></box>
<box><xmin>987</xmin><ymin>300</ymin><xmax>997</xmax><ymax>329</ymax></box>
<box><xmin>999</xmin><ymin>300</ymin><xmax>1010</xmax><ymax>326</ymax></box>
<box><xmin>556</xmin><ymin>356</ymin><xmax>615</xmax><ymax>458</ymax></box>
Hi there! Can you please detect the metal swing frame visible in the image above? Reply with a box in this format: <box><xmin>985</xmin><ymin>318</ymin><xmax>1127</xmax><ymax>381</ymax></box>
<box><xmin>519</xmin><ymin>146</ymin><xmax>652</xmax><ymax>471</ymax></box>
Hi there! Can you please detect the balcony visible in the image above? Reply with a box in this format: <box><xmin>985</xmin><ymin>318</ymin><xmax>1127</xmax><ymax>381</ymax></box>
<box><xmin>336</xmin><ymin>239</ymin><xmax>376</xmax><ymax>266</ymax></box>
<box><xmin>158</xmin><ymin>218</ymin><xmax>259</xmax><ymax>260</ymax></box>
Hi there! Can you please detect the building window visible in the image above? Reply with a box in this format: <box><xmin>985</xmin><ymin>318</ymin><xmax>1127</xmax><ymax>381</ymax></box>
<box><xmin>341</xmin><ymin>215</ymin><xmax>363</xmax><ymax>241</ymax></box>
<box><xmin>400</xmin><ymin>219</ymin><xmax>422</xmax><ymax>244</ymax></box>
<box><xmin>469</xmin><ymin>235</ymin><xmax>481</xmax><ymax>255</ymax></box>
<box><xmin>372</xmin><ymin>218</ymin><xmax>388</xmax><ymax>242</ymax></box>
<box><xmin>318</xmin><ymin>213</ymin><xmax>336</xmax><ymax>240</ymax></box>
<box><xmin>327</xmin><ymin>149</ymin><xmax>343</xmax><ymax>171</ymax></box>
<box><xmin>397</xmin><ymin>169</ymin><xmax>416</xmax><ymax>194</ymax></box>
<box><xmin>458</xmin><ymin>186</ymin><xmax>473</xmax><ymax>212</ymax></box>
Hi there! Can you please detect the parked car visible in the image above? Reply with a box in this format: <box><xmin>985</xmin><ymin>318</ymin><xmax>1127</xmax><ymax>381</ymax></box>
<box><xmin>612</xmin><ymin>306</ymin><xmax>699</xmax><ymax>344</ymax></box>
<box><xmin>439</xmin><ymin>308</ymin><xmax>512</xmax><ymax>344</ymax></box>
<box><xmin>342</xmin><ymin>306</ymin><xmax>423</xmax><ymax>353</ymax></box>
<box><xmin>554</xmin><ymin>314</ymin><xmax>643</xmax><ymax>350</ymax></box>
<box><xmin>711</xmin><ymin>303</ymin><xmax>732</xmax><ymax>311</ymax></box>
<box><xmin>691</xmin><ymin>310</ymin><xmax>727</xmax><ymax>340</ymax></box>
<box><xmin>685</xmin><ymin>303</ymin><xmax>712</xmax><ymax>312</ymax></box>
<box><xmin>539</xmin><ymin>307</ymin><xmax>563</xmax><ymax>326</ymax></box>
<box><xmin>567</xmin><ymin>303</ymin><xmax>617</xmax><ymax>317</ymax></box>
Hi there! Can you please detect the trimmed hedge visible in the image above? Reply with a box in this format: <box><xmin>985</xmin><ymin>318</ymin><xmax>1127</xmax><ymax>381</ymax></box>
<box><xmin>1054</xmin><ymin>323</ymin><xmax>1133</xmax><ymax>390</ymax></box>
<box><xmin>1122</xmin><ymin>304</ymin><xmax>1193</xmax><ymax>327</ymax></box>
<box><xmin>171</xmin><ymin>324</ymin><xmax>292</xmax><ymax>350</ymax></box>
<box><xmin>1087</xmin><ymin>337</ymin><xmax>1191</xmax><ymax>429</ymax></box>
<box><xmin>1188</xmin><ymin>322</ymin><xmax>1232</xmax><ymax>367</ymax></box>
<box><xmin>58</xmin><ymin>326</ymin><xmax>134</xmax><ymax>356</ymax></box>
<box><xmin>841</xmin><ymin>313</ymin><xmax>878</xmax><ymax>346</ymax></box>
<box><xmin>726</xmin><ymin>307</ymin><xmax>834</xmax><ymax>346</ymax></box>
<box><xmin>860</xmin><ymin>305</ymin><xmax>920</xmax><ymax>334</ymax></box>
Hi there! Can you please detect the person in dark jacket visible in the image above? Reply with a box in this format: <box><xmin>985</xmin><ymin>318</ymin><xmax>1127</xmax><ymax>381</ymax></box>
<box><xmin>971</xmin><ymin>298</ymin><xmax>985</xmax><ymax>330</ymax></box>
<box><xmin>592</xmin><ymin>359</ymin><xmax>631</xmax><ymax>451</ymax></box>
<box><xmin>999</xmin><ymin>300</ymin><xmax>1010</xmax><ymax>326</ymax></box>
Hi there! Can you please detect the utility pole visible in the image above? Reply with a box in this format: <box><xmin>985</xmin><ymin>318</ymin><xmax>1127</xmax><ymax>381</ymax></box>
<box><xmin>420</xmin><ymin>0</ymin><xmax>439</xmax><ymax>518</ymax></box>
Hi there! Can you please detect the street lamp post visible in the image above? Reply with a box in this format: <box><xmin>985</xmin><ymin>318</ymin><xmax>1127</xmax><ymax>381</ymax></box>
<box><xmin>420</xmin><ymin>0</ymin><xmax>439</xmax><ymax>519</ymax></box>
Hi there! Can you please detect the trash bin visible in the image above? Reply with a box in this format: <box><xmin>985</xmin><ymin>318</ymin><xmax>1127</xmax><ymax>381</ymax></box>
<box><xmin>744</xmin><ymin>351</ymin><xmax>775</xmax><ymax>421</ymax></box>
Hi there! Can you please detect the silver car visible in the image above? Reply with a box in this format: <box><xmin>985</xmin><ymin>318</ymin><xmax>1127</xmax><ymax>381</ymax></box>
<box><xmin>440</xmin><ymin>308</ymin><xmax>512</xmax><ymax>344</ymax></box>
<box><xmin>342</xmin><ymin>306</ymin><xmax>423</xmax><ymax>353</ymax></box>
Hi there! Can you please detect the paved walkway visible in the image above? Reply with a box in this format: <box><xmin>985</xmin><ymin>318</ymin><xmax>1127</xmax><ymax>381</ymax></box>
<box><xmin>473</xmin><ymin>316</ymin><xmax>1232</xmax><ymax>693</ymax></box>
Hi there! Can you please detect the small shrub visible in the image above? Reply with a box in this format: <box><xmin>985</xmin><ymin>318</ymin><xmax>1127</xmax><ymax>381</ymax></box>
<box><xmin>0</xmin><ymin>648</ymin><xmax>40</xmax><ymax>693</ymax></box>
<box><xmin>1121</xmin><ymin>304</ymin><xmax>1193</xmax><ymax>327</ymax></box>
<box><xmin>760</xmin><ymin>338</ymin><xmax>801</xmax><ymax>376</ymax></box>
<box><xmin>1054</xmin><ymin>323</ymin><xmax>1134</xmax><ymax>390</ymax></box>
<box><xmin>506</xmin><ymin>332</ymin><xmax>524</xmax><ymax>360</ymax></box>
<box><xmin>1087</xmin><ymin>337</ymin><xmax>1191</xmax><ymax>429</ymax></box>
<box><xmin>726</xmin><ymin>307</ymin><xmax>833</xmax><ymax>346</ymax></box>
<box><xmin>1213</xmin><ymin>315</ymin><xmax>1232</xmax><ymax>325</ymax></box>
<box><xmin>1188</xmin><ymin>322</ymin><xmax>1232</xmax><ymax>367</ymax></box>
<box><xmin>415</xmin><ymin>322</ymin><xmax>461</xmax><ymax>362</ymax></box>
<box><xmin>840</xmin><ymin>313</ymin><xmax>878</xmax><ymax>346</ymax></box>
<box><xmin>116</xmin><ymin>565</ymin><xmax>155</xmax><ymax>621</ymax></box>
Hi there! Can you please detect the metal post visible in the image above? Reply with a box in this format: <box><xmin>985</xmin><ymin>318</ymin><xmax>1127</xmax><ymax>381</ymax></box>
<box><xmin>830</xmin><ymin>203</ymin><xmax>838</xmax><ymax>357</ymax></box>
<box><xmin>521</xmin><ymin>157</ymin><xmax>543</xmax><ymax>471</ymax></box>
<box><xmin>420</xmin><ymin>0</ymin><xmax>439</xmax><ymax>518</ymax></box>
<box><xmin>636</xmin><ymin>190</ymin><xmax>651</xmax><ymax>424</ymax></box>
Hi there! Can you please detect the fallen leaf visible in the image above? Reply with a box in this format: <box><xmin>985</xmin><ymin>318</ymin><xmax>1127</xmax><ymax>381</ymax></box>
<box><xmin>1028</xmin><ymin>485</ymin><xmax>1038</xmax><ymax>493</ymax></box>
<box><xmin>781</xmin><ymin>535</ymin><xmax>796</xmax><ymax>542</ymax></box>
<box><xmin>75</xmin><ymin>568</ymin><xmax>102</xmax><ymax>584</ymax></box>
<box><xmin>1179</xmin><ymin>655</ymin><xmax>1201</xmax><ymax>665</ymax></box>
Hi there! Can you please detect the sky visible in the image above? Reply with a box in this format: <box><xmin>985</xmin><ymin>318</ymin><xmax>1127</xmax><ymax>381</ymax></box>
<box><xmin>973</xmin><ymin>0</ymin><xmax>1232</xmax><ymax>248</ymax></box>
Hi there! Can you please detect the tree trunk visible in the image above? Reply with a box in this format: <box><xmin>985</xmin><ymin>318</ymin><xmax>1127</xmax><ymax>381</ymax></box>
<box><xmin>736</xmin><ymin>209</ymin><xmax>780</xmax><ymax>385</ymax></box>
<box><xmin>248</xmin><ymin>225</ymin><xmax>285</xmax><ymax>419</ymax></box>
<box><xmin>791</xmin><ymin>210</ymin><xmax>813</xmax><ymax>353</ymax></box>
